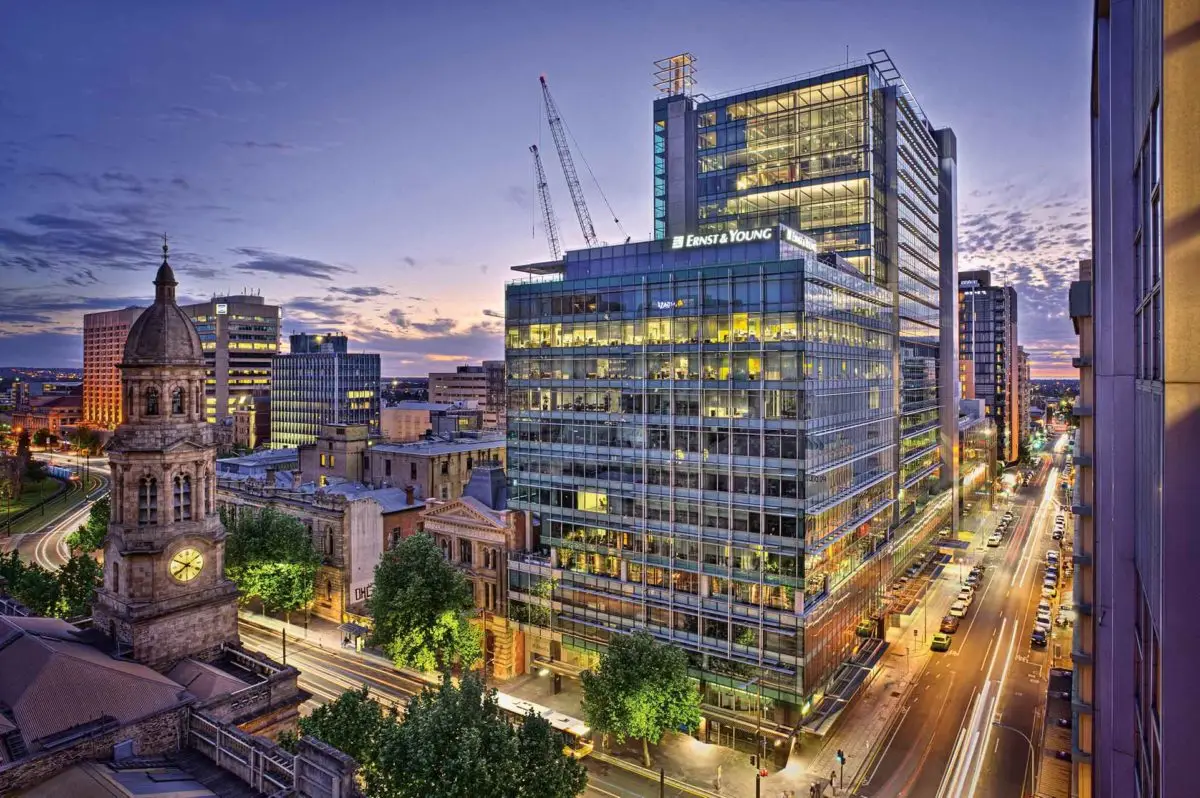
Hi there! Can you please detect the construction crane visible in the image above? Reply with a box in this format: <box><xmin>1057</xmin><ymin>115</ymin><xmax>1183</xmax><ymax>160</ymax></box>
<box><xmin>539</xmin><ymin>74</ymin><xmax>600</xmax><ymax>248</ymax></box>
<box><xmin>529</xmin><ymin>144</ymin><xmax>562</xmax><ymax>261</ymax></box>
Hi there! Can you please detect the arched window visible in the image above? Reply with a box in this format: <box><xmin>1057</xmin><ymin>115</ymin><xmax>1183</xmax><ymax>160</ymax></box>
<box><xmin>145</xmin><ymin>387</ymin><xmax>159</xmax><ymax>416</ymax></box>
<box><xmin>112</xmin><ymin>561</ymin><xmax>120</xmax><ymax>592</ymax></box>
<box><xmin>326</xmin><ymin>580</ymin><xmax>333</xmax><ymax>601</ymax></box>
<box><xmin>324</xmin><ymin>527</ymin><xmax>333</xmax><ymax>557</ymax></box>
<box><xmin>171</xmin><ymin>387</ymin><xmax>184</xmax><ymax>415</ymax></box>
<box><xmin>181</xmin><ymin>475</ymin><xmax>191</xmax><ymax>520</ymax></box>
<box><xmin>138</xmin><ymin>477</ymin><xmax>158</xmax><ymax>525</ymax></box>
<box><xmin>126</xmin><ymin>386</ymin><xmax>135</xmax><ymax>418</ymax></box>
<box><xmin>173</xmin><ymin>476</ymin><xmax>192</xmax><ymax>521</ymax></box>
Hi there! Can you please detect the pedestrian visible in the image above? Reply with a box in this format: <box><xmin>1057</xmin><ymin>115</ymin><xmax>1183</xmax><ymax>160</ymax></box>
<box><xmin>716</xmin><ymin>764</ymin><xmax>723</xmax><ymax>792</ymax></box>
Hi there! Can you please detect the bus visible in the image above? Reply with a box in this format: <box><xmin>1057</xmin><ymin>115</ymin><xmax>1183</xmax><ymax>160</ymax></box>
<box><xmin>494</xmin><ymin>691</ymin><xmax>594</xmax><ymax>759</ymax></box>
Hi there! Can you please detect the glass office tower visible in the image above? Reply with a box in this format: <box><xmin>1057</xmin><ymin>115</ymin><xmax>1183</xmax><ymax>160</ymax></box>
<box><xmin>654</xmin><ymin>53</ymin><xmax>954</xmax><ymax>527</ymax></box>
<box><xmin>505</xmin><ymin>225</ymin><xmax>895</xmax><ymax>735</ymax></box>
<box><xmin>270</xmin><ymin>336</ymin><xmax>381</xmax><ymax>449</ymax></box>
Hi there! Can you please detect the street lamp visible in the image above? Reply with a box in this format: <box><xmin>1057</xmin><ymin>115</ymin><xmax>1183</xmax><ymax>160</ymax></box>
<box><xmin>992</xmin><ymin>721</ymin><xmax>1037</xmax><ymax>796</ymax></box>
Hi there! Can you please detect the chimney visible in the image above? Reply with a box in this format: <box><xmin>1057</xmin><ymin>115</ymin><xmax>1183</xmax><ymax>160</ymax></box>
<box><xmin>404</xmin><ymin>484</ymin><xmax>415</xmax><ymax>506</ymax></box>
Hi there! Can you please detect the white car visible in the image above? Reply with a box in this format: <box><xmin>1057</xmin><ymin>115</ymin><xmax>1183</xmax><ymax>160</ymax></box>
<box><xmin>949</xmin><ymin>600</ymin><xmax>969</xmax><ymax>617</ymax></box>
<box><xmin>987</xmin><ymin>533</ymin><xmax>1002</xmax><ymax>547</ymax></box>
<box><xmin>957</xmin><ymin>588</ymin><xmax>975</xmax><ymax>605</ymax></box>
<box><xmin>1042</xmin><ymin>586</ymin><xmax>1057</xmax><ymax>599</ymax></box>
<box><xmin>1038</xmin><ymin>600</ymin><xmax>1052</xmax><ymax>614</ymax></box>
<box><xmin>1037</xmin><ymin>610</ymin><xmax>1052</xmax><ymax>626</ymax></box>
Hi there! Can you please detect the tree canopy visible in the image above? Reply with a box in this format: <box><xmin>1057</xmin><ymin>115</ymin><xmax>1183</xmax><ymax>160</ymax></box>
<box><xmin>367</xmin><ymin>532</ymin><xmax>481</xmax><ymax>673</ymax></box>
<box><xmin>580</xmin><ymin>630</ymin><xmax>702</xmax><ymax>767</ymax></box>
<box><xmin>15</xmin><ymin>429</ymin><xmax>30</xmax><ymax>461</ymax></box>
<box><xmin>0</xmin><ymin>550</ymin><xmax>100</xmax><ymax>619</ymax></box>
<box><xmin>221</xmin><ymin>505</ymin><xmax>321</xmax><ymax>613</ymax></box>
<box><xmin>31</xmin><ymin>429</ymin><xmax>50</xmax><ymax>447</ymax></box>
<box><xmin>67</xmin><ymin>425</ymin><xmax>102</xmax><ymax>455</ymax></box>
<box><xmin>67</xmin><ymin>496</ymin><xmax>110</xmax><ymax>553</ymax></box>
<box><xmin>299</xmin><ymin>677</ymin><xmax>587</xmax><ymax>798</ymax></box>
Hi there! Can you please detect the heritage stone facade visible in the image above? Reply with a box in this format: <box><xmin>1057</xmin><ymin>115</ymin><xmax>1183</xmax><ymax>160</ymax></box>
<box><xmin>91</xmin><ymin>249</ymin><xmax>240</xmax><ymax>671</ymax></box>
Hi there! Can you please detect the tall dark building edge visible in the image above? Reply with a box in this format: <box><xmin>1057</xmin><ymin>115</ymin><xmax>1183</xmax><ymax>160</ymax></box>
<box><xmin>1083</xmin><ymin>2</ymin><xmax>1200</xmax><ymax>798</ymax></box>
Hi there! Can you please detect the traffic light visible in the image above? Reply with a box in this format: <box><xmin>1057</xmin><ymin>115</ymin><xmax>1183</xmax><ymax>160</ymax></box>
<box><xmin>836</xmin><ymin>749</ymin><xmax>846</xmax><ymax>765</ymax></box>
<box><xmin>749</xmin><ymin>755</ymin><xmax>757</xmax><ymax>767</ymax></box>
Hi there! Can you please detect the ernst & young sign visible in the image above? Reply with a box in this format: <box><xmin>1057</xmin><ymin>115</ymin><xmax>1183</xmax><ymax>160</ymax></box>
<box><xmin>670</xmin><ymin>227</ymin><xmax>774</xmax><ymax>250</ymax></box>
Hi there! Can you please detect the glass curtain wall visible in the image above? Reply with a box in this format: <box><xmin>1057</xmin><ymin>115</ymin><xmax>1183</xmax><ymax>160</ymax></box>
<box><xmin>506</xmin><ymin>252</ymin><xmax>894</xmax><ymax>721</ymax></box>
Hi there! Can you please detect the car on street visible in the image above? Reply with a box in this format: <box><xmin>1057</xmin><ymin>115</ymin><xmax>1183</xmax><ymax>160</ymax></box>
<box><xmin>1042</xmin><ymin>585</ymin><xmax>1058</xmax><ymax>599</ymax></box>
<box><xmin>965</xmin><ymin>573</ymin><xmax>981</xmax><ymax>588</ymax></box>
<box><xmin>1031</xmin><ymin>628</ymin><xmax>1048</xmax><ymax>647</ymax></box>
<box><xmin>949</xmin><ymin>600</ymin><xmax>969</xmax><ymax>617</ymax></box>
<box><xmin>957</xmin><ymin>587</ymin><xmax>975</xmax><ymax>604</ymax></box>
<box><xmin>1037</xmin><ymin>609</ymin><xmax>1052</xmax><ymax>626</ymax></box>
<box><xmin>1052</xmin><ymin>530</ymin><xmax>1064</xmax><ymax>541</ymax></box>
<box><xmin>987</xmin><ymin>533</ymin><xmax>1002</xmax><ymax>547</ymax></box>
<box><xmin>931</xmin><ymin>633</ymin><xmax>952</xmax><ymax>652</ymax></box>
<box><xmin>1038</xmin><ymin>599</ymin><xmax>1052</xmax><ymax>614</ymax></box>
<box><xmin>940</xmin><ymin>615</ymin><xmax>960</xmax><ymax>633</ymax></box>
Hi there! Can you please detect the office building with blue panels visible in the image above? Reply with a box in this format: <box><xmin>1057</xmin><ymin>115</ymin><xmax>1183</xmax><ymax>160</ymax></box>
<box><xmin>654</xmin><ymin>52</ymin><xmax>959</xmax><ymax>529</ymax></box>
<box><xmin>505</xmin><ymin>224</ymin><xmax>897</xmax><ymax>737</ymax></box>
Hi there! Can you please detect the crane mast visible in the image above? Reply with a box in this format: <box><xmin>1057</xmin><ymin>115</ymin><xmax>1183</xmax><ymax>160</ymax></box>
<box><xmin>539</xmin><ymin>75</ymin><xmax>599</xmax><ymax>248</ymax></box>
<box><xmin>529</xmin><ymin>144</ymin><xmax>562</xmax><ymax>261</ymax></box>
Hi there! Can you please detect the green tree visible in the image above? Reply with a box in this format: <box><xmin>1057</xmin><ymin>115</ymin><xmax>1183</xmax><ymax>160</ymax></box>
<box><xmin>510</xmin><ymin>703</ymin><xmax>590</xmax><ymax>798</ymax></box>
<box><xmin>31</xmin><ymin>429</ymin><xmax>49</xmax><ymax>448</ymax></box>
<box><xmin>299</xmin><ymin>686</ymin><xmax>395</xmax><ymax>781</ymax></box>
<box><xmin>67</xmin><ymin>496</ymin><xmax>110</xmax><ymax>553</ymax></box>
<box><xmin>373</xmin><ymin>674</ymin><xmax>587</xmax><ymax>798</ymax></box>
<box><xmin>368</xmin><ymin>532</ymin><xmax>481</xmax><ymax>673</ymax></box>
<box><xmin>68</xmin><ymin>425</ymin><xmax>101</xmax><ymax>455</ymax></box>
<box><xmin>299</xmin><ymin>678</ymin><xmax>586</xmax><ymax>798</ymax></box>
<box><xmin>15</xmin><ymin>429</ymin><xmax>30</xmax><ymax>462</ymax></box>
<box><xmin>221</xmin><ymin>506</ymin><xmax>321</xmax><ymax>615</ymax></box>
<box><xmin>580</xmin><ymin>630</ymin><xmax>702</xmax><ymax>767</ymax></box>
<box><xmin>0</xmin><ymin>551</ymin><xmax>60</xmax><ymax>616</ymax></box>
<box><xmin>54</xmin><ymin>553</ymin><xmax>101</xmax><ymax>618</ymax></box>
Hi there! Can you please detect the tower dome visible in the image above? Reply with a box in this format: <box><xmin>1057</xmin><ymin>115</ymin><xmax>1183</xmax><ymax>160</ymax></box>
<box><xmin>123</xmin><ymin>239</ymin><xmax>204</xmax><ymax>366</ymax></box>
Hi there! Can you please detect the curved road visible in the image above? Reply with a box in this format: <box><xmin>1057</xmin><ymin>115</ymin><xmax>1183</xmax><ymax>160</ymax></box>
<box><xmin>6</xmin><ymin>460</ymin><xmax>109</xmax><ymax>570</ymax></box>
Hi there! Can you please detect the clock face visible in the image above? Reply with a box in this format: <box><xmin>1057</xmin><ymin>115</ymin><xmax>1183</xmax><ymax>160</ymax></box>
<box><xmin>169</xmin><ymin>548</ymin><xmax>204</xmax><ymax>582</ymax></box>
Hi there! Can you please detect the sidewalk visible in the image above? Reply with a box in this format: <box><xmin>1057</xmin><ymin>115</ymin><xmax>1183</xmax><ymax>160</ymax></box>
<box><xmin>801</xmin><ymin>498</ymin><xmax>1006</xmax><ymax>792</ymax></box>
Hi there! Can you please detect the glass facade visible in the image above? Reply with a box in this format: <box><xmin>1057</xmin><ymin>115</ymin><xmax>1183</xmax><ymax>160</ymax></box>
<box><xmin>505</xmin><ymin>228</ymin><xmax>896</xmax><ymax>724</ymax></box>
<box><xmin>958</xmin><ymin>272</ymin><xmax>1019</xmax><ymax>464</ymax></box>
<box><xmin>270</xmin><ymin>352</ymin><xmax>381</xmax><ymax>448</ymax></box>
<box><xmin>654</xmin><ymin>63</ymin><xmax>946</xmax><ymax>527</ymax></box>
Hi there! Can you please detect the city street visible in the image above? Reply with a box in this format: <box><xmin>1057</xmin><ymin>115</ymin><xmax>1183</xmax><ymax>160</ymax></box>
<box><xmin>2</xmin><ymin>456</ymin><xmax>108</xmax><ymax>568</ymax></box>
<box><xmin>236</xmin><ymin>618</ymin><xmax>713</xmax><ymax>798</ymax></box>
<box><xmin>857</xmin><ymin>452</ymin><xmax>1063</xmax><ymax>798</ymax></box>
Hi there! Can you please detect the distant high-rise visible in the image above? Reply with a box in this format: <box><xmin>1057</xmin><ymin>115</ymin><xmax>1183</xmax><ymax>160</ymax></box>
<box><xmin>1081</xmin><ymin>2</ymin><xmax>1200</xmax><ymax>797</ymax></box>
<box><xmin>270</xmin><ymin>335</ymin><xmax>380</xmax><ymax>448</ymax></box>
<box><xmin>958</xmin><ymin>270</ymin><xmax>1020</xmax><ymax>463</ymax></box>
<box><xmin>1017</xmin><ymin>346</ymin><xmax>1030</xmax><ymax>447</ymax></box>
<box><xmin>288</xmin><ymin>332</ymin><xmax>348</xmax><ymax>354</ymax></box>
<box><xmin>429</xmin><ymin>363</ymin><xmax>507</xmax><ymax>428</ymax></box>
<box><xmin>180</xmin><ymin>294</ymin><xmax>281</xmax><ymax>439</ymax></box>
<box><xmin>83</xmin><ymin>307</ymin><xmax>143</xmax><ymax>430</ymax></box>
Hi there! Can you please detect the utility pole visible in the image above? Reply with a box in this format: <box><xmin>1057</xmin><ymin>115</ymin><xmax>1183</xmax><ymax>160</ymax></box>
<box><xmin>837</xmin><ymin>749</ymin><xmax>846</xmax><ymax>790</ymax></box>
<box><xmin>281</xmin><ymin>628</ymin><xmax>287</xmax><ymax>665</ymax></box>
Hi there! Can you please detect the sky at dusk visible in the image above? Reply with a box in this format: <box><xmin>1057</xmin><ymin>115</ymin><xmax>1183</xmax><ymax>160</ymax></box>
<box><xmin>0</xmin><ymin>0</ymin><xmax>1091</xmax><ymax>377</ymax></box>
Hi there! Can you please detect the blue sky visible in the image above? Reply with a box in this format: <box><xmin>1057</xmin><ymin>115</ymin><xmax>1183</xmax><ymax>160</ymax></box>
<box><xmin>0</xmin><ymin>0</ymin><xmax>1091</xmax><ymax>376</ymax></box>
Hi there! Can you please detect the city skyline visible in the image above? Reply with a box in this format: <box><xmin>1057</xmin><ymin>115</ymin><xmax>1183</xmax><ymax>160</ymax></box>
<box><xmin>0</xmin><ymin>0</ymin><xmax>1089</xmax><ymax>376</ymax></box>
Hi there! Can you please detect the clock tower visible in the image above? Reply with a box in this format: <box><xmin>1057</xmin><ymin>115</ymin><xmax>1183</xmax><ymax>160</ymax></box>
<box><xmin>92</xmin><ymin>241</ymin><xmax>240</xmax><ymax>670</ymax></box>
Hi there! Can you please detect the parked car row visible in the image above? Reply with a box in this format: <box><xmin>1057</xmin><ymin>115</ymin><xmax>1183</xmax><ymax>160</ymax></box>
<box><xmin>1053</xmin><ymin>512</ymin><xmax>1066</xmax><ymax>541</ymax></box>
